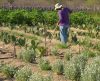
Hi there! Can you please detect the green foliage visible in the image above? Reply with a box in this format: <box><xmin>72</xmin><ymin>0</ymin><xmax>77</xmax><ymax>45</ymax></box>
<box><xmin>38</xmin><ymin>58</ymin><xmax>51</xmax><ymax>70</ymax></box>
<box><xmin>17</xmin><ymin>37</ymin><xmax>26</xmax><ymax>47</ymax></box>
<box><xmin>11</xmin><ymin>35</ymin><xmax>16</xmax><ymax>43</ymax></box>
<box><xmin>70</xmin><ymin>11</ymin><xmax>95</xmax><ymax>28</ymax></box>
<box><xmin>1</xmin><ymin>65</ymin><xmax>17</xmax><ymax>78</ymax></box>
<box><xmin>29</xmin><ymin>73</ymin><xmax>43</xmax><ymax>81</ymax></box>
<box><xmin>0</xmin><ymin>31</ymin><xmax>27</xmax><ymax>47</ymax></box>
<box><xmin>51</xmin><ymin>47</ymin><xmax>59</xmax><ymax>56</ymax></box>
<box><xmin>15</xmin><ymin>66</ymin><xmax>32</xmax><ymax>81</ymax></box>
<box><xmin>81</xmin><ymin>56</ymin><xmax>100</xmax><ymax>81</ymax></box>
<box><xmin>64</xmin><ymin>55</ymin><xmax>87</xmax><ymax>81</ymax></box>
<box><xmin>30</xmin><ymin>39</ymin><xmax>39</xmax><ymax>51</ymax></box>
<box><xmin>81</xmin><ymin>49</ymin><xmax>97</xmax><ymax>58</ymax></box>
<box><xmin>29</xmin><ymin>73</ymin><xmax>53</xmax><ymax>81</ymax></box>
<box><xmin>0</xmin><ymin>9</ymin><xmax>98</xmax><ymax>30</ymax></box>
<box><xmin>17</xmin><ymin>49</ymin><xmax>36</xmax><ymax>63</ymax></box>
<box><xmin>56</xmin><ymin>43</ymin><xmax>68</xmax><ymax>49</ymax></box>
<box><xmin>43</xmin><ymin>76</ymin><xmax>53</xmax><ymax>81</ymax></box>
<box><xmin>52</xmin><ymin>59</ymin><xmax>64</xmax><ymax>75</ymax></box>
<box><xmin>37</xmin><ymin>46</ymin><xmax>46</xmax><ymax>57</ymax></box>
<box><xmin>43</xmin><ymin>11</ymin><xmax>58</xmax><ymax>25</ymax></box>
<box><xmin>64</xmin><ymin>50</ymin><xmax>73</xmax><ymax>61</ymax></box>
<box><xmin>0</xmin><ymin>32</ymin><xmax>11</xmax><ymax>44</ymax></box>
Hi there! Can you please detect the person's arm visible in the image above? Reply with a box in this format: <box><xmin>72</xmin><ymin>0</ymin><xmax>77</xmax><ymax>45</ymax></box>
<box><xmin>57</xmin><ymin>11</ymin><xmax>62</xmax><ymax>26</ymax></box>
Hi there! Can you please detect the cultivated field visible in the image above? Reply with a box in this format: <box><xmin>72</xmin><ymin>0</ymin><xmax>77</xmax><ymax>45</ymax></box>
<box><xmin>0</xmin><ymin>1</ymin><xmax>100</xmax><ymax>81</ymax></box>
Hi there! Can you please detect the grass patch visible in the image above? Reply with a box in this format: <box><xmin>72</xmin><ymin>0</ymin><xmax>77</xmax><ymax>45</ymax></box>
<box><xmin>56</xmin><ymin>43</ymin><xmax>68</xmax><ymax>49</ymax></box>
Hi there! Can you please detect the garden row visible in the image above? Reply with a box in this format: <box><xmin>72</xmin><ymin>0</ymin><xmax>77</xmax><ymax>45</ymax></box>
<box><xmin>0</xmin><ymin>29</ymin><xmax>100</xmax><ymax>61</ymax></box>
<box><xmin>0</xmin><ymin>51</ymin><xmax>100</xmax><ymax>81</ymax></box>
<box><xmin>0</xmin><ymin>9</ymin><xmax>99</xmax><ymax>30</ymax></box>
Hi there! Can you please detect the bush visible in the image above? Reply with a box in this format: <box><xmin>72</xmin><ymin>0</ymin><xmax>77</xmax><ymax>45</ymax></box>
<box><xmin>43</xmin><ymin>75</ymin><xmax>53</xmax><ymax>81</ymax></box>
<box><xmin>81</xmin><ymin>50</ymin><xmax>97</xmax><ymax>58</ymax></box>
<box><xmin>29</xmin><ymin>73</ymin><xmax>53</xmax><ymax>81</ymax></box>
<box><xmin>64</xmin><ymin>50</ymin><xmax>73</xmax><ymax>61</ymax></box>
<box><xmin>43</xmin><ymin>11</ymin><xmax>58</xmax><ymax>25</ymax></box>
<box><xmin>17</xmin><ymin>49</ymin><xmax>36</xmax><ymax>63</ymax></box>
<box><xmin>1</xmin><ymin>65</ymin><xmax>17</xmax><ymax>78</ymax></box>
<box><xmin>81</xmin><ymin>56</ymin><xmax>100</xmax><ymax>81</ymax></box>
<box><xmin>29</xmin><ymin>73</ymin><xmax>43</xmax><ymax>81</ymax></box>
<box><xmin>52</xmin><ymin>59</ymin><xmax>64</xmax><ymax>75</ymax></box>
<box><xmin>64</xmin><ymin>55</ymin><xmax>87</xmax><ymax>81</ymax></box>
<box><xmin>70</xmin><ymin>11</ymin><xmax>95</xmax><ymax>28</ymax></box>
<box><xmin>56</xmin><ymin>43</ymin><xmax>68</xmax><ymax>49</ymax></box>
<box><xmin>38</xmin><ymin>58</ymin><xmax>51</xmax><ymax>70</ymax></box>
<box><xmin>51</xmin><ymin>47</ymin><xmax>59</xmax><ymax>56</ymax></box>
<box><xmin>15</xmin><ymin>66</ymin><xmax>32</xmax><ymax>81</ymax></box>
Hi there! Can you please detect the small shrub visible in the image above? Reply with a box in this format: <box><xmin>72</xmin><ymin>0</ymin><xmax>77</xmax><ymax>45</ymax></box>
<box><xmin>52</xmin><ymin>59</ymin><xmax>64</xmax><ymax>75</ymax></box>
<box><xmin>17</xmin><ymin>49</ymin><xmax>36</xmax><ymax>63</ymax></box>
<box><xmin>29</xmin><ymin>73</ymin><xmax>53</xmax><ymax>81</ymax></box>
<box><xmin>81</xmin><ymin>50</ymin><xmax>96</xmax><ymax>58</ymax></box>
<box><xmin>64</xmin><ymin>55</ymin><xmax>87</xmax><ymax>81</ymax></box>
<box><xmin>81</xmin><ymin>56</ymin><xmax>100</xmax><ymax>81</ymax></box>
<box><xmin>29</xmin><ymin>73</ymin><xmax>43</xmax><ymax>81</ymax></box>
<box><xmin>37</xmin><ymin>46</ymin><xmax>46</xmax><ymax>57</ymax></box>
<box><xmin>64</xmin><ymin>51</ymin><xmax>73</xmax><ymax>61</ymax></box>
<box><xmin>43</xmin><ymin>75</ymin><xmax>53</xmax><ymax>81</ymax></box>
<box><xmin>38</xmin><ymin>58</ymin><xmax>51</xmax><ymax>70</ymax></box>
<box><xmin>17</xmin><ymin>49</ymin><xmax>25</xmax><ymax>59</ymax></box>
<box><xmin>51</xmin><ymin>47</ymin><xmax>58</xmax><ymax>56</ymax></box>
<box><xmin>71</xmin><ymin>54</ymin><xmax>88</xmax><ymax>71</ymax></box>
<box><xmin>15</xmin><ymin>66</ymin><xmax>32</xmax><ymax>81</ymax></box>
<box><xmin>0</xmin><ymin>61</ymin><xmax>4</xmax><ymax>72</ymax></box>
<box><xmin>64</xmin><ymin>61</ymin><xmax>78</xmax><ymax>81</ymax></box>
<box><xmin>1</xmin><ymin>65</ymin><xmax>17</xmax><ymax>78</ymax></box>
<box><xmin>56</xmin><ymin>43</ymin><xmax>68</xmax><ymax>49</ymax></box>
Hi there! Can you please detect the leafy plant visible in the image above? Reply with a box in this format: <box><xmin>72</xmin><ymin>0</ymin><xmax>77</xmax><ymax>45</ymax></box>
<box><xmin>17</xmin><ymin>37</ymin><xmax>26</xmax><ymax>47</ymax></box>
<box><xmin>37</xmin><ymin>46</ymin><xmax>46</xmax><ymax>57</ymax></box>
<box><xmin>64</xmin><ymin>50</ymin><xmax>73</xmax><ymax>61</ymax></box>
<box><xmin>81</xmin><ymin>56</ymin><xmax>100</xmax><ymax>81</ymax></box>
<box><xmin>56</xmin><ymin>43</ymin><xmax>68</xmax><ymax>49</ymax></box>
<box><xmin>29</xmin><ymin>73</ymin><xmax>43</xmax><ymax>81</ymax></box>
<box><xmin>30</xmin><ymin>39</ymin><xmax>39</xmax><ymax>52</ymax></box>
<box><xmin>43</xmin><ymin>75</ymin><xmax>53</xmax><ymax>81</ymax></box>
<box><xmin>1</xmin><ymin>65</ymin><xmax>17</xmax><ymax>78</ymax></box>
<box><xmin>81</xmin><ymin>49</ymin><xmax>97</xmax><ymax>58</ymax></box>
<box><xmin>52</xmin><ymin>59</ymin><xmax>64</xmax><ymax>75</ymax></box>
<box><xmin>15</xmin><ymin>66</ymin><xmax>32</xmax><ymax>81</ymax></box>
<box><xmin>38</xmin><ymin>58</ymin><xmax>51</xmax><ymax>70</ymax></box>
<box><xmin>51</xmin><ymin>47</ymin><xmax>59</xmax><ymax>56</ymax></box>
<box><xmin>64</xmin><ymin>55</ymin><xmax>87</xmax><ymax>81</ymax></box>
<box><xmin>17</xmin><ymin>49</ymin><xmax>36</xmax><ymax>63</ymax></box>
<box><xmin>29</xmin><ymin>73</ymin><xmax>53</xmax><ymax>81</ymax></box>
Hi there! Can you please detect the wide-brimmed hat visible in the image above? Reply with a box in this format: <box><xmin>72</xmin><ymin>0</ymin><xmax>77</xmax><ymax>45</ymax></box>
<box><xmin>55</xmin><ymin>3</ymin><xmax>62</xmax><ymax>10</ymax></box>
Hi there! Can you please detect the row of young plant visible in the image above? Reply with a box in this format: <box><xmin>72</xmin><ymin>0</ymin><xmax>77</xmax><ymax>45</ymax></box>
<box><xmin>0</xmin><ymin>9</ymin><xmax>99</xmax><ymax>30</ymax></box>
<box><xmin>78</xmin><ymin>37</ymin><xmax>100</xmax><ymax>52</ymax></box>
<box><xmin>10</xmin><ymin>23</ymin><xmax>99</xmax><ymax>39</ymax></box>
<box><xmin>0</xmin><ymin>30</ymin><xmax>48</xmax><ymax>57</ymax></box>
<box><xmin>0</xmin><ymin>63</ymin><xmax>53</xmax><ymax>81</ymax></box>
<box><xmin>0</xmin><ymin>51</ymin><xmax>99</xmax><ymax>81</ymax></box>
<box><xmin>0</xmin><ymin>29</ymin><xmax>99</xmax><ymax>55</ymax></box>
<box><xmin>0</xmin><ymin>31</ymin><xmax>26</xmax><ymax>47</ymax></box>
<box><xmin>17</xmin><ymin>45</ymin><xmax>100</xmax><ymax>81</ymax></box>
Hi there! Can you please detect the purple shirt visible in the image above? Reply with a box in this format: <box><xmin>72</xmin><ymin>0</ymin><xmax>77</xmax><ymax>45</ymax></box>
<box><xmin>58</xmin><ymin>7</ymin><xmax>72</xmax><ymax>26</ymax></box>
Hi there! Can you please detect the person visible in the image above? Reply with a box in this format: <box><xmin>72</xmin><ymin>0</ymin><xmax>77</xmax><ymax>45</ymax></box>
<box><xmin>55</xmin><ymin>3</ymin><xmax>72</xmax><ymax>43</ymax></box>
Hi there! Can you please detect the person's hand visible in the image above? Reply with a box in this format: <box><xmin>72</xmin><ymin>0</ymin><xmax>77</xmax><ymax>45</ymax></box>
<box><xmin>56</xmin><ymin>22</ymin><xmax>59</xmax><ymax>26</ymax></box>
